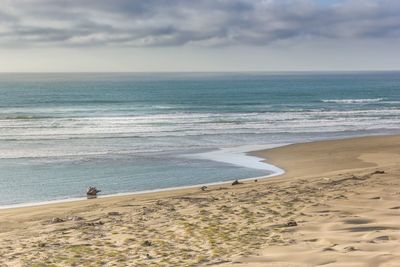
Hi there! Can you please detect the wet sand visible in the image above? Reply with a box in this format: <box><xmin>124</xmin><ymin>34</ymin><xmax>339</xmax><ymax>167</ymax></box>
<box><xmin>1</xmin><ymin>135</ymin><xmax>400</xmax><ymax>266</ymax></box>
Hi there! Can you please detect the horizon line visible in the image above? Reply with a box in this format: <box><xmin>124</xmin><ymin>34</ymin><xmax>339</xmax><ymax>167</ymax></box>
<box><xmin>0</xmin><ymin>69</ymin><xmax>399</xmax><ymax>74</ymax></box>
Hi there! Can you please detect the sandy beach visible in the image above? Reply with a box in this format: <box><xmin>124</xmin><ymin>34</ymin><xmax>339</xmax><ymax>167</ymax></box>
<box><xmin>1</xmin><ymin>134</ymin><xmax>400</xmax><ymax>267</ymax></box>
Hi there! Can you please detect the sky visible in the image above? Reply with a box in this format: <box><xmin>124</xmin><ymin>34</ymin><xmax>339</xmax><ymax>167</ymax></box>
<box><xmin>0</xmin><ymin>0</ymin><xmax>399</xmax><ymax>72</ymax></box>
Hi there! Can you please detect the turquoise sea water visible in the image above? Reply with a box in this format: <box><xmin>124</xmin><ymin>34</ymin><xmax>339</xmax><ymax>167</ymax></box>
<box><xmin>1</xmin><ymin>72</ymin><xmax>400</xmax><ymax>206</ymax></box>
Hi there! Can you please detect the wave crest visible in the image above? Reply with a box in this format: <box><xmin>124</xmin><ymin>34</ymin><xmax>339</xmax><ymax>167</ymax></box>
<box><xmin>321</xmin><ymin>98</ymin><xmax>383</xmax><ymax>104</ymax></box>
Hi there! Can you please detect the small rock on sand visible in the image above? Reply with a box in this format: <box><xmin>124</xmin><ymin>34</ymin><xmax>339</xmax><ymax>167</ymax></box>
<box><xmin>51</xmin><ymin>217</ymin><xmax>64</xmax><ymax>224</ymax></box>
<box><xmin>143</xmin><ymin>253</ymin><xmax>153</xmax><ymax>260</ymax></box>
<box><xmin>142</xmin><ymin>240</ymin><xmax>152</xmax><ymax>247</ymax></box>
<box><xmin>286</xmin><ymin>220</ymin><xmax>298</xmax><ymax>227</ymax></box>
<box><xmin>232</xmin><ymin>179</ymin><xmax>242</xmax><ymax>186</ymax></box>
<box><xmin>344</xmin><ymin>246</ymin><xmax>357</xmax><ymax>252</ymax></box>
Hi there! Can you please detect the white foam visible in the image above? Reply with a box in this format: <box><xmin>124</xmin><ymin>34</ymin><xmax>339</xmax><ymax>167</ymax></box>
<box><xmin>187</xmin><ymin>144</ymin><xmax>287</xmax><ymax>174</ymax></box>
<box><xmin>321</xmin><ymin>98</ymin><xmax>383</xmax><ymax>104</ymax></box>
<box><xmin>3</xmin><ymin>109</ymin><xmax>400</xmax><ymax>143</ymax></box>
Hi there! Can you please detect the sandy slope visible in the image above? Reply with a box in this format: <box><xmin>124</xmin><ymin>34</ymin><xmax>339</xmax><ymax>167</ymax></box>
<box><xmin>0</xmin><ymin>135</ymin><xmax>400</xmax><ymax>267</ymax></box>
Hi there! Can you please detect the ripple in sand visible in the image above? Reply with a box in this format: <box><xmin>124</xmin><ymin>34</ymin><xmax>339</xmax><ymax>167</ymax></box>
<box><xmin>345</xmin><ymin>226</ymin><xmax>398</xmax><ymax>232</ymax></box>
<box><xmin>343</xmin><ymin>218</ymin><xmax>372</xmax><ymax>225</ymax></box>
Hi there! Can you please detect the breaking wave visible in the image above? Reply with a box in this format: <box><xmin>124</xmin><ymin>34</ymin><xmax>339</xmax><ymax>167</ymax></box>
<box><xmin>321</xmin><ymin>98</ymin><xmax>383</xmax><ymax>104</ymax></box>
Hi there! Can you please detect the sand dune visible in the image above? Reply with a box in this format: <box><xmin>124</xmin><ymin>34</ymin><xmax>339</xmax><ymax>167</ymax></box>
<box><xmin>1</xmin><ymin>135</ymin><xmax>400</xmax><ymax>266</ymax></box>
<box><xmin>219</xmin><ymin>169</ymin><xmax>400</xmax><ymax>267</ymax></box>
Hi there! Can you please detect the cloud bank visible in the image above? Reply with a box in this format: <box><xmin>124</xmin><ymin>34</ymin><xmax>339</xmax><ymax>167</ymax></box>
<box><xmin>0</xmin><ymin>0</ymin><xmax>399</xmax><ymax>47</ymax></box>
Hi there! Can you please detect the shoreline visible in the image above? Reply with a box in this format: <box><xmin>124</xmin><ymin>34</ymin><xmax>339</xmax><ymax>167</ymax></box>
<box><xmin>0</xmin><ymin>133</ymin><xmax>395</xmax><ymax>211</ymax></box>
<box><xmin>0</xmin><ymin>173</ymin><xmax>280</xmax><ymax>211</ymax></box>
<box><xmin>1</xmin><ymin>131</ymin><xmax>400</xmax><ymax>211</ymax></box>
<box><xmin>0</xmin><ymin>144</ymin><xmax>287</xmax><ymax>210</ymax></box>
<box><xmin>0</xmin><ymin>134</ymin><xmax>394</xmax><ymax>212</ymax></box>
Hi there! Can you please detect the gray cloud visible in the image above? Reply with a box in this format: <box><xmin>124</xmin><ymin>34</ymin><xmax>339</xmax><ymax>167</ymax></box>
<box><xmin>0</xmin><ymin>0</ymin><xmax>399</xmax><ymax>47</ymax></box>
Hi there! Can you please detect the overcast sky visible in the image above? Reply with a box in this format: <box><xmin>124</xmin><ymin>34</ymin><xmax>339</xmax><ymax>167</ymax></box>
<box><xmin>0</xmin><ymin>0</ymin><xmax>399</xmax><ymax>72</ymax></box>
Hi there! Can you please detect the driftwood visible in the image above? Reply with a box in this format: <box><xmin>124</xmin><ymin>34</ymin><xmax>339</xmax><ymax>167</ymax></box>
<box><xmin>86</xmin><ymin>186</ymin><xmax>101</xmax><ymax>196</ymax></box>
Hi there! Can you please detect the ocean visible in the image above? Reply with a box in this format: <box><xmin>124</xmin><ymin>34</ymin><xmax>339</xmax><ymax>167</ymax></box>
<box><xmin>1</xmin><ymin>72</ymin><xmax>400</xmax><ymax>207</ymax></box>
